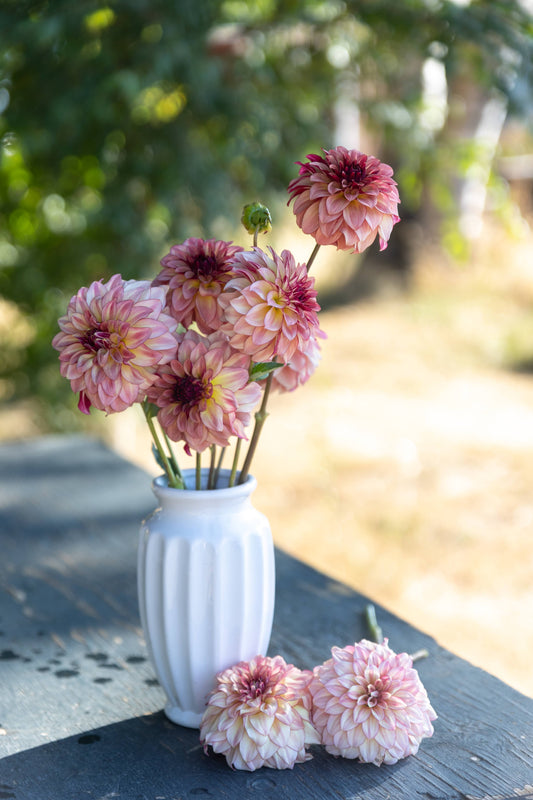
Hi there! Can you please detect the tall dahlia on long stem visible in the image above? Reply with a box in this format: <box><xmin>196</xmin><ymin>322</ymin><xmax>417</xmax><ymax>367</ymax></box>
<box><xmin>288</xmin><ymin>146</ymin><xmax>400</xmax><ymax>254</ymax></box>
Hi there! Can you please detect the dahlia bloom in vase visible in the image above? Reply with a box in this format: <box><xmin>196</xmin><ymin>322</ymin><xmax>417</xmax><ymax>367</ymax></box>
<box><xmin>53</xmin><ymin>145</ymin><xmax>399</xmax><ymax>490</ymax></box>
<box><xmin>52</xmin><ymin>274</ymin><xmax>178</xmax><ymax>415</ymax></box>
<box><xmin>145</xmin><ymin>329</ymin><xmax>262</xmax><ymax>457</ymax></box>
<box><xmin>309</xmin><ymin>639</ymin><xmax>437</xmax><ymax>766</ymax></box>
<box><xmin>200</xmin><ymin>654</ymin><xmax>320</xmax><ymax>771</ymax></box>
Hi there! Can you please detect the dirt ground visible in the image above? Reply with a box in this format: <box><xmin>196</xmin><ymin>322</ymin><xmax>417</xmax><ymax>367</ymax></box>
<box><xmin>3</xmin><ymin>234</ymin><xmax>532</xmax><ymax>698</ymax></box>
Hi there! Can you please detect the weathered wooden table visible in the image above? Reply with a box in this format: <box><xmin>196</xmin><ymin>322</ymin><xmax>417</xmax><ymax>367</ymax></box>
<box><xmin>0</xmin><ymin>435</ymin><xmax>531</xmax><ymax>799</ymax></box>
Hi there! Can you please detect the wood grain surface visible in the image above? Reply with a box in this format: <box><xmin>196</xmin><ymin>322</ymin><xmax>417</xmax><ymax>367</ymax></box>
<box><xmin>0</xmin><ymin>436</ymin><xmax>532</xmax><ymax>799</ymax></box>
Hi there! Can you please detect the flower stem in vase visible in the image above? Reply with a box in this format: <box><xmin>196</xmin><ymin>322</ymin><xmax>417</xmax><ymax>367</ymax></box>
<box><xmin>212</xmin><ymin>446</ymin><xmax>226</xmax><ymax>489</ymax></box>
<box><xmin>238</xmin><ymin>372</ymin><xmax>273</xmax><ymax>485</ymax></box>
<box><xmin>229</xmin><ymin>438</ymin><xmax>242</xmax><ymax>487</ymax></box>
<box><xmin>208</xmin><ymin>446</ymin><xmax>217</xmax><ymax>489</ymax></box>
<box><xmin>162</xmin><ymin>429</ymin><xmax>185</xmax><ymax>487</ymax></box>
<box><xmin>143</xmin><ymin>401</ymin><xmax>184</xmax><ymax>489</ymax></box>
<box><xmin>195</xmin><ymin>451</ymin><xmax>202</xmax><ymax>490</ymax></box>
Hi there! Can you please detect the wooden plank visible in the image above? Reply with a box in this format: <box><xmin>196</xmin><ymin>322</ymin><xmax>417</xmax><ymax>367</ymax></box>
<box><xmin>0</xmin><ymin>436</ymin><xmax>532</xmax><ymax>799</ymax></box>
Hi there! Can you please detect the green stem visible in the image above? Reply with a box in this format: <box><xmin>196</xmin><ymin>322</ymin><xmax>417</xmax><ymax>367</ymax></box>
<box><xmin>208</xmin><ymin>445</ymin><xmax>217</xmax><ymax>489</ymax></box>
<box><xmin>229</xmin><ymin>438</ymin><xmax>242</xmax><ymax>487</ymax></box>
<box><xmin>213</xmin><ymin>446</ymin><xmax>226</xmax><ymax>489</ymax></box>
<box><xmin>364</xmin><ymin>603</ymin><xmax>384</xmax><ymax>644</ymax></box>
<box><xmin>195</xmin><ymin>451</ymin><xmax>202</xmax><ymax>490</ymax></box>
<box><xmin>306</xmin><ymin>242</ymin><xmax>321</xmax><ymax>273</ymax></box>
<box><xmin>143</xmin><ymin>407</ymin><xmax>183</xmax><ymax>489</ymax></box>
<box><xmin>162</xmin><ymin>430</ymin><xmax>184</xmax><ymax>487</ymax></box>
<box><xmin>410</xmin><ymin>648</ymin><xmax>429</xmax><ymax>663</ymax></box>
<box><xmin>253</xmin><ymin>229</ymin><xmax>259</xmax><ymax>247</ymax></box>
<box><xmin>364</xmin><ymin>604</ymin><xmax>430</xmax><ymax>662</ymax></box>
<box><xmin>238</xmin><ymin>372</ymin><xmax>273</xmax><ymax>485</ymax></box>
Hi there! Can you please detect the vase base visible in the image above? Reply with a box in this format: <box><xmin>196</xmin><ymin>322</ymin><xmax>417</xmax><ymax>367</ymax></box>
<box><xmin>164</xmin><ymin>703</ymin><xmax>203</xmax><ymax>729</ymax></box>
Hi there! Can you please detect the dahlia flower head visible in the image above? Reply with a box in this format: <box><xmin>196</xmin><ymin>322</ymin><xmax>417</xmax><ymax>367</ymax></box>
<box><xmin>310</xmin><ymin>639</ymin><xmax>437</xmax><ymax>766</ymax></box>
<box><xmin>146</xmin><ymin>329</ymin><xmax>262</xmax><ymax>454</ymax></box>
<box><xmin>287</xmin><ymin>146</ymin><xmax>400</xmax><ymax>253</ymax></box>
<box><xmin>52</xmin><ymin>274</ymin><xmax>177</xmax><ymax>415</ymax></box>
<box><xmin>153</xmin><ymin>237</ymin><xmax>244</xmax><ymax>334</ymax></box>
<box><xmin>200</xmin><ymin>654</ymin><xmax>320</xmax><ymax>771</ymax></box>
<box><xmin>268</xmin><ymin>333</ymin><xmax>323</xmax><ymax>394</ymax></box>
<box><xmin>219</xmin><ymin>246</ymin><xmax>324</xmax><ymax>365</ymax></box>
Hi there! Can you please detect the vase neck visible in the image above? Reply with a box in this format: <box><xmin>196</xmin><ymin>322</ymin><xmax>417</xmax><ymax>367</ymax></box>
<box><xmin>152</xmin><ymin>469</ymin><xmax>256</xmax><ymax>512</ymax></box>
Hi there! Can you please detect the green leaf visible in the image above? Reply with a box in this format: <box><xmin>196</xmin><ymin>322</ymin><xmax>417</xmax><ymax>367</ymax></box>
<box><xmin>151</xmin><ymin>442</ymin><xmax>166</xmax><ymax>472</ymax></box>
<box><xmin>249</xmin><ymin>361</ymin><xmax>282</xmax><ymax>381</ymax></box>
<box><xmin>142</xmin><ymin>399</ymin><xmax>159</xmax><ymax>419</ymax></box>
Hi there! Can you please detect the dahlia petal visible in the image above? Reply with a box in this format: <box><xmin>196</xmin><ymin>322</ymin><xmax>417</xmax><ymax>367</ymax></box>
<box><xmin>239</xmin><ymin>731</ymin><xmax>258</xmax><ymax>764</ymax></box>
<box><xmin>325</xmin><ymin>192</ymin><xmax>352</xmax><ymax>217</ymax></box>
<box><xmin>342</xmin><ymin>202</ymin><xmax>367</xmax><ymax>230</ymax></box>
<box><xmin>247</xmin><ymin>711</ymin><xmax>275</xmax><ymax>738</ymax></box>
<box><xmin>200</xmin><ymin>401</ymin><xmax>224</xmax><ymax>432</ymax></box>
<box><xmin>78</xmin><ymin>392</ymin><xmax>92</xmax><ymax>414</ymax></box>
<box><xmin>203</xmin><ymin>348</ymin><xmax>225</xmax><ymax>377</ymax></box>
<box><xmin>362</xmin><ymin>714</ymin><xmax>380</xmax><ymax>740</ymax></box>
<box><xmin>308</xmin><ymin>183</ymin><xmax>329</xmax><ymax>200</ymax></box>
<box><xmin>214</xmin><ymin>366</ymin><xmax>248</xmax><ymax>392</ymax></box>
<box><xmin>299</xmin><ymin>202</ymin><xmax>321</xmax><ymax>235</ymax></box>
<box><xmin>196</xmin><ymin>294</ymin><xmax>219</xmax><ymax>330</ymax></box>
<box><xmin>252</xmin><ymin>326</ymin><xmax>277</xmax><ymax>346</ymax></box>
<box><xmin>263</xmin><ymin>306</ymin><xmax>284</xmax><ymax>332</ymax></box>
<box><xmin>244</xmin><ymin>303</ymin><xmax>271</xmax><ymax>327</ymax></box>
<box><xmin>358</xmin><ymin>736</ymin><xmax>382</xmax><ymax>765</ymax></box>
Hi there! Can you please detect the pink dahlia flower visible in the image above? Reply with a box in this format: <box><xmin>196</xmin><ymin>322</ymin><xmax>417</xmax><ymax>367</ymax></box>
<box><xmin>52</xmin><ymin>274</ymin><xmax>177</xmax><ymax>414</ymax></box>
<box><xmin>200</xmin><ymin>654</ymin><xmax>320</xmax><ymax>771</ymax></box>
<box><xmin>269</xmin><ymin>333</ymin><xmax>323</xmax><ymax>394</ymax></box>
<box><xmin>152</xmin><ymin>237</ymin><xmax>243</xmax><ymax>333</ymax></box>
<box><xmin>287</xmin><ymin>146</ymin><xmax>400</xmax><ymax>253</ymax></box>
<box><xmin>220</xmin><ymin>247</ymin><xmax>322</xmax><ymax>364</ymax></box>
<box><xmin>310</xmin><ymin>639</ymin><xmax>437</xmax><ymax>766</ymax></box>
<box><xmin>146</xmin><ymin>329</ymin><xmax>261</xmax><ymax>454</ymax></box>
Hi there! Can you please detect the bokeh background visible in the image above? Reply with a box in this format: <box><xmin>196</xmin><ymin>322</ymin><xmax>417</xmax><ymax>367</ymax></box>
<box><xmin>1</xmin><ymin>1</ymin><xmax>532</xmax><ymax>696</ymax></box>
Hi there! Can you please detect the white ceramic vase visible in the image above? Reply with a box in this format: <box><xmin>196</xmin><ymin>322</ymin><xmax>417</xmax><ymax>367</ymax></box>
<box><xmin>137</xmin><ymin>468</ymin><xmax>275</xmax><ymax>729</ymax></box>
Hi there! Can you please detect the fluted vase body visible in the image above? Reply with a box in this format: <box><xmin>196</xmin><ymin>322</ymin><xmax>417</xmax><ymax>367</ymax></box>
<box><xmin>138</xmin><ymin>469</ymin><xmax>275</xmax><ymax>728</ymax></box>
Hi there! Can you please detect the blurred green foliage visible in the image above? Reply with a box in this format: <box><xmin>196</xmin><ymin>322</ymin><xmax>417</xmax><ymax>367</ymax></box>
<box><xmin>1</xmin><ymin>0</ymin><xmax>532</xmax><ymax>426</ymax></box>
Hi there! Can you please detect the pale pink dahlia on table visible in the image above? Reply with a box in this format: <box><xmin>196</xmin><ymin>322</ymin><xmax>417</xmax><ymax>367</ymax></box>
<box><xmin>146</xmin><ymin>329</ymin><xmax>261</xmax><ymax>454</ymax></box>
<box><xmin>220</xmin><ymin>247</ymin><xmax>323</xmax><ymax>364</ymax></box>
<box><xmin>200</xmin><ymin>655</ymin><xmax>320</xmax><ymax>771</ymax></box>
<box><xmin>310</xmin><ymin>639</ymin><xmax>436</xmax><ymax>766</ymax></box>
<box><xmin>52</xmin><ymin>274</ymin><xmax>177</xmax><ymax>414</ymax></box>
<box><xmin>152</xmin><ymin>237</ymin><xmax>243</xmax><ymax>334</ymax></box>
<box><xmin>287</xmin><ymin>146</ymin><xmax>400</xmax><ymax>253</ymax></box>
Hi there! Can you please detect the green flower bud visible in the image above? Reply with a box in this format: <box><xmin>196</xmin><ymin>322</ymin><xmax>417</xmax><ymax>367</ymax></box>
<box><xmin>241</xmin><ymin>202</ymin><xmax>272</xmax><ymax>236</ymax></box>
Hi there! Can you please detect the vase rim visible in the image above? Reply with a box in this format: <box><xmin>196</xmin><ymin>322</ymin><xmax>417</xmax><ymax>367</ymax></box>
<box><xmin>152</xmin><ymin>468</ymin><xmax>257</xmax><ymax>497</ymax></box>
